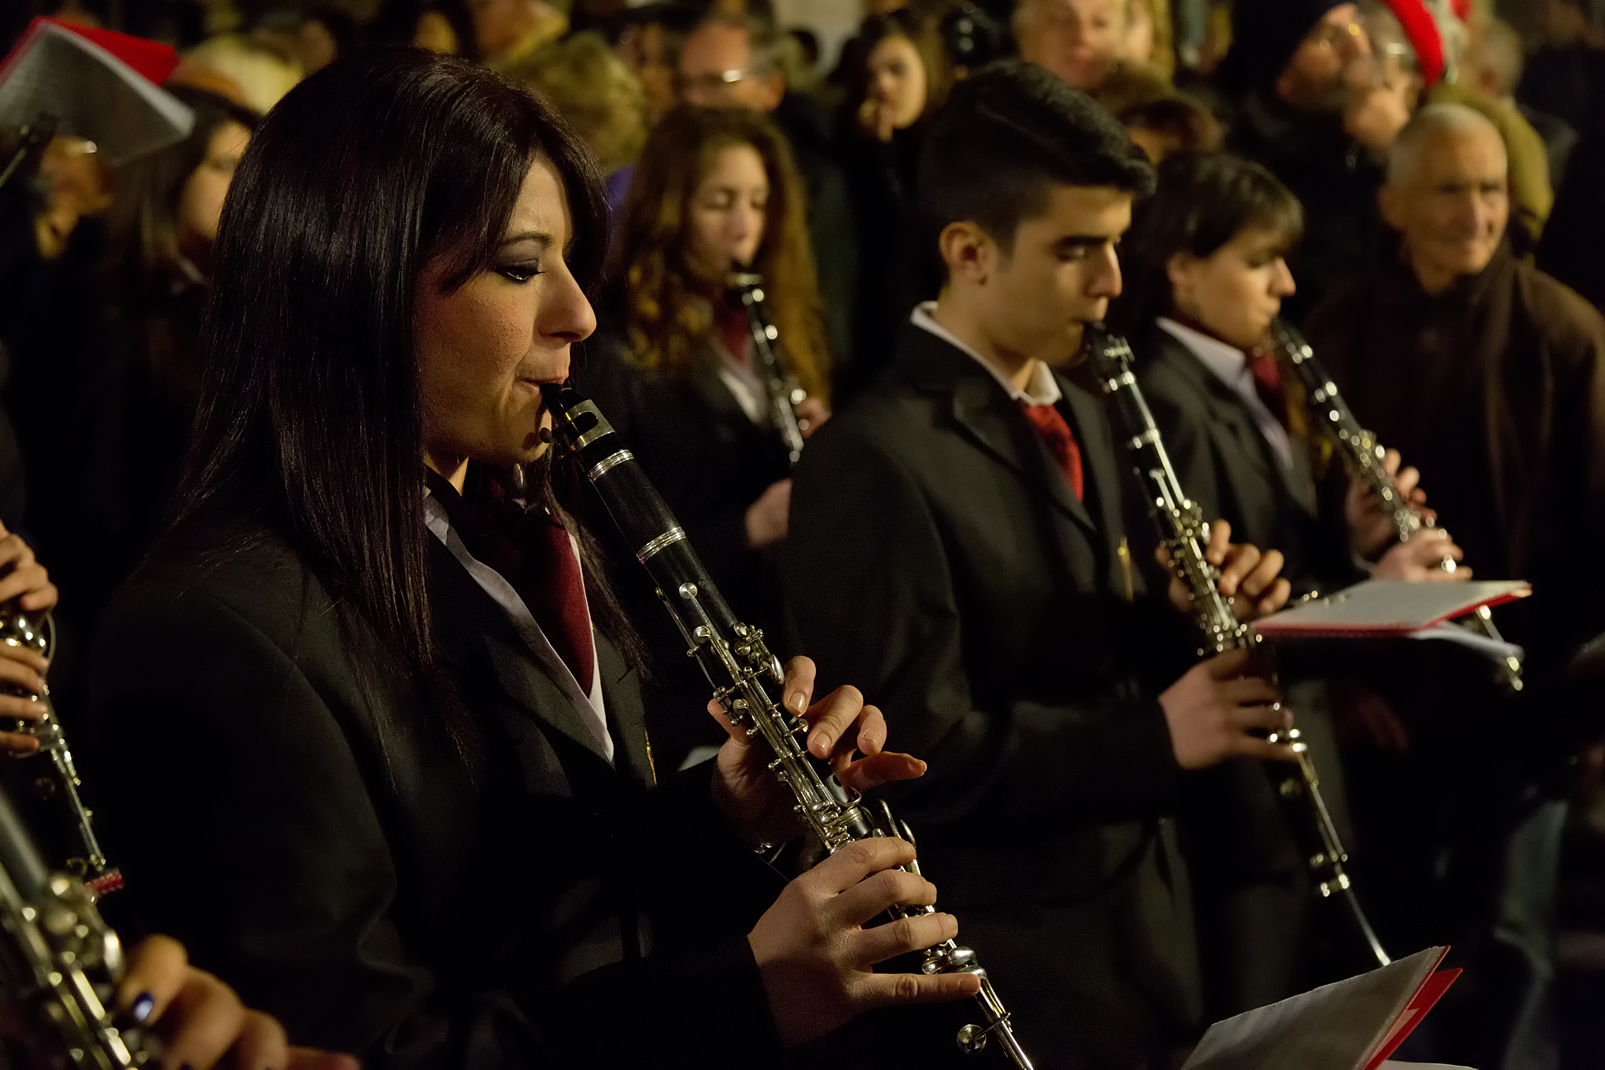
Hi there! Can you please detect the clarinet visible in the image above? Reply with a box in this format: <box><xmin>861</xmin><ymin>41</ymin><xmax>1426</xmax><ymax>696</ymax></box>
<box><xmin>729</xmin><ymin>271</ymin><xmax>807</xmax><ymax>465</ymax></box>
<box><xmin>1271</xmin><ymin>319</ymin><xmax>1524</xmax><ymax>692</ymax></box>
<box><xmin>0</xmin><ymin>778</ymin><xmax>152</xmax><ymax>1070</ymax></box>
<box><xmin>0</xmin><ymin>602</ymin><xmax>119</xmax><ymax>896</ymax></box>
<box><xmin>1083</xmin><ymin>328</ymin><xmax>1392</xmax><ymax>969</ymax></box>
<box><xmin>543</xmin><ymin>384</ymin><xmax>1034</xmax><ymax>1069</ymax></box>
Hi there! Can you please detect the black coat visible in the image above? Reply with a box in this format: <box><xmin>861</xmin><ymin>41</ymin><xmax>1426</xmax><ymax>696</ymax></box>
<box><xmin>786</xmin><ymin>323</ymin><xmax>1203</xmax><ymax>1069</ymax></box>
<box><xmin>82</xmin><ymin>515</ymin><xmax>783</xmax><ymax>1070</ymax></box>
<box><xmin>1135</xmin><ymin>326</ymin><xmax>1349</xmax><ymax>595</ymax></box>
<box><xmin>1132</xmin><ymin>325</ymin><xmax>1360</xmax><ymax>1013</ymax></box>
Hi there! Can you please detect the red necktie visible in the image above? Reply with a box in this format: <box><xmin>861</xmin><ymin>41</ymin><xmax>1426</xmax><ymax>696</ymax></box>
<box><xmin>520</xmin><ymin>519</ymin><xmax>597</xmax><ymax>690</ymax></box>
<box><xmin>1247</xmin><ymin>346</ymin><xmax>1287</xmax><ymax>426</ymax></box>
<box><xmin>1022</xmin><ymin>403</ymin><xmax>1084</xmax><ymax>501</ymax></box>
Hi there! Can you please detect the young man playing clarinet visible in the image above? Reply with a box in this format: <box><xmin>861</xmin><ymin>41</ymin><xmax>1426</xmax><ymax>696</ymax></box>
<box><xmin>786</xmin><ymin>61</ymin><xmax>1298</xmax><ymax>1069</ymax></box>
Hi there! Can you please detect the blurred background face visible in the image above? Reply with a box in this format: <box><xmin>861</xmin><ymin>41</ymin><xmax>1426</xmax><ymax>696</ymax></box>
<box><xmin>1018</xmin><ymin>0</ymin><xmax>1126</xmax><ymax>92</ymax></box>
<box><xmin>1277</xmin><ymin>3</ymin><xmax>1371</xmax><ymax>110</ymax></box>
<box><xmin>678</xmin><ymin>23</ymin><xmax>783</xmax><ymax>110</ymax></box>
<box><xmin>178</xmin><ymin>121</ymin><xmax>252</xmax><ymax>258</ymax></box>
<box><xmin>1167</xmin><ymin>226</ymin><xmax>1297</xmax><ymax>350</ymax></box>
<box><xmin>866</xmin><ymin>34</ymin><xmax>928</xmax><ymax>128</ymax></box>
<box><xmin>467</xmin><ymin>0</ymin><xmax>531</xmax><ymax>58</ymax></box>
<box><xmin>414</xmin><ymin>9</ymin><xmax>461</xmax><ymax>52</ymax></box>
<box><xmin>1382</xmin><ymin>125</ymin><xmax>1510</xmax><ymax>289</ymax></box>
<box><xmin>685</xmin><ymin>143</ymin><xmax>769</xmax><ymax>283</ymax></box>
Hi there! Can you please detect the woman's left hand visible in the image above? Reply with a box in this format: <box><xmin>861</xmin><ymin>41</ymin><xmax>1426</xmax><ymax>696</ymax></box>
<box><xmin>1345</xmin><ymin>449</ymin><xmax>1429</xmax><ymax>560</ymax></box>
<box><xmin>709</xmin><ymin>657</ymin><xmax>925</xmax><ymax>846</ymax></box>
<box><xmin>116</xmin><ymin>936</ymin><xmax>360</xmax><ymax>1070</ymax></box>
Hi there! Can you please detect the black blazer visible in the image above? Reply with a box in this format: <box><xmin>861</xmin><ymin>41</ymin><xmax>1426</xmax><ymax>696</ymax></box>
<box><xmin>1134</xmin><ymin>325</ymin><xmax>1351</xmax><ymax>594</ymax></box>
<box><xmin>786</xmin><ymin>323</ymin><xmax>1203</xmax><ymax>1068</ymax></box>
<box><xmin>83</xmin><ymin>517</ymin><xmax>782</xmax><ymax>1070</ymax></box>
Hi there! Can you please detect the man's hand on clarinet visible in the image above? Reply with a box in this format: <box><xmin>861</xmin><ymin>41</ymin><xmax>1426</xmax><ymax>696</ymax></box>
<box><xmin>1159</xmin><ymin>648</ymin><xmax>1300</xmax><ymax>769</ymax></box>
<box><xmin>748</xmin><ymin>837</ymin><xmax>981</xmax><ymax>1046</ymax></box>
<box><xmin>1159</xmin><ymin>519</ymin><xmax>1291</xmax><ymax>622</ymax></box>
<box><xmin>709</xmin><ymin>656</ymin><xmax>926</xmax><ymax>846</ymax></box>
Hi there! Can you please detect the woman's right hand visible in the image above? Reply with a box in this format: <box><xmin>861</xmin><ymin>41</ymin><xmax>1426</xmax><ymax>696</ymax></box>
<box><xmin>745</xmin><ymin>479</ymin><xmax>792</xmax><ymax>549</ymax></box>
<box><xmin>748</xmin><ymin>837</ymin><xmax>980</xmax><ymax>1047</ymax></box>
<box><xmin>116</xmin><ymin>936</ymin><xmax>359</xmax><ymax>1070</ymax></box>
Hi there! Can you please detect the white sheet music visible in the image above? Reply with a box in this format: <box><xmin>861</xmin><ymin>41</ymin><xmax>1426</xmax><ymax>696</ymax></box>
<box><xmin>0</xmin><ymin>20</ymin><xmax>192</xmax><ymax>163</ymax></box>
<box><xmin>1252</xmin><ymin>580</ymin><xmax>1530</xmax><ymax>638</ymax></box>
<box><xmin>1181</xmin><ymin>947</ymin><xmax>1447</xmax><ymax>1070</ymax></box>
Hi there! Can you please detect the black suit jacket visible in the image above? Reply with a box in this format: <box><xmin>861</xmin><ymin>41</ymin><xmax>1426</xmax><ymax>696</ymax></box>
<box><xmin>786</xmin><ymin>323</ymin><xmax>1203</xmax><ymax>1068</ymax></box>
<box><xmin>1135</xmin><ymin>326</ymin><xmax>1349</xmax><ymax>596</ymax></box>
<box><xmin>1132</xmin><ymin>326</ymin><xmax>1361</xmax><ymax>1014</ymax></box>
<box><xmin>83</xmin><ymin>518</ymin><xmax>781</xmax><ymax>1070</ymax></box>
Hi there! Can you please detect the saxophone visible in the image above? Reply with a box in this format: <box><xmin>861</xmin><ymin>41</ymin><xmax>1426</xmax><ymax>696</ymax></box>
<box><xmin>0</xmin><ymin>602</ymin><xmax>119</xmax><ymax>896</ymax></box>
<box><xmin>1083</xmin><ymin>327</ymin><xmax>1391</xmax><ymax>969</ymax></box>
<box><xmin>0</xmin><ymin>778</ymin><xmax>151</xmax><ymax>1070</ymax></box>
<box><xmin>729</xmin><ymin>270</ymin><xmax>808</xmax><ymax>465</ymax></box>
<box><xmin>543</xmin><ymin>384</ymin><xmax>1034</xmax><ymax>1069</ymax></box>
<box><xmin>1271</xmin><ymin>319</ymin><xmax>1524</xmax><ymax>692</ymax></box>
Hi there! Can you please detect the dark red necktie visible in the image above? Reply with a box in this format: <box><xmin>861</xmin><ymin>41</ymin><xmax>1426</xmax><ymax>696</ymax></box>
<box><xmin>1247</xmin><ymin>346</ymin><xmax>1287</xmax><ymax>426</ymax></box>
<box><xmin>1022</xmin><ymin>403</ymin><xmax>1084</xmax><ymax>501</ymax></box>
<box><xmin>519</xmin><ymin>519</ymin><xmax>597</xmax><ymax>690</ymax></box>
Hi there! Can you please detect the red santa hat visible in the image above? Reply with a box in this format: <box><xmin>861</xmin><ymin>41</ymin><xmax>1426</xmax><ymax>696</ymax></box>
<box><xmin>1376</xmin><ymin>0</ymin><xmax>1446</xmax><ymax>87</ymax></box>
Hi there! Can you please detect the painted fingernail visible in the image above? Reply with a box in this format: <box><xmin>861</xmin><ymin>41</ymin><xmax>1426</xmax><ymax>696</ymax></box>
<box><xmin>130</xmin><ymin>992</ymin><xmax>155</xmax><ymax>1023</ymax></box>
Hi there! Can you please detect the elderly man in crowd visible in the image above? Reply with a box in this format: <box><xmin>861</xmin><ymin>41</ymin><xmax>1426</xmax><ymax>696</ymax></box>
<box><xmin>1217</xmin><ymin>0</ymin><xmax>1550</xmax><ymax>319</ymax></box>
<box><xmin>1308</xmin><ymin>103</ymin><xmax>1605</xmax><ymax>1070</ymax></box>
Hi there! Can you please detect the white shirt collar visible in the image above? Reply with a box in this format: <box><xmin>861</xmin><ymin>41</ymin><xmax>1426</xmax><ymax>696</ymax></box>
<box><xmin>422</xmin><ymin>489</ymin><xmax>614</xmax><ymax>763</ymax></box>
<box><xmin>1157</xmin><ymin>317</ymin><xmax>1293</xmax><ymax>471</ymax></box>
<box><xmin>1157</xmin><ymin>317</ymin><xmax>1246</xmax><ymax>381</ymax></box>
<box><xmin>911</xmin><ymin>302</ymin><xmax>1063</xmax><ymax>407</ymax></box>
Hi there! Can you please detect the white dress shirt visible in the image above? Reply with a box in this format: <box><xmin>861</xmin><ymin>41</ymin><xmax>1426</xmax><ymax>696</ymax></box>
<box><xmin>911</xmin><ymin>302</ymin><xmax>1063</xmax><ymax>407</ymax></box>
<box><xmin>423</xmin><ymin>490</ymin><xmax>614</xmax><ymax>763</ymax></box>
<box><xmin>1157</xmin><ymin>316</ymin><xmax>1293</xmax><ymax>470</ymax></box>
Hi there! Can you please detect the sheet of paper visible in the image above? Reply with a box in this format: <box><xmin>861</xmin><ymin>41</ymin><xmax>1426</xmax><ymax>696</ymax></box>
<box><xmin>1407</xmin><ymin>621</ymin><xmax>1524</xmax><ymax>663</ymax></box>
<box><xmin>1180</xmin><ymin>947</ymin><xmax>1448</xmax><ymax>1070</ymax></box>
<box><xmin>1253</xmin><ymin>580</ymin><xmax>1529</xmax><ymax>638</ymax></box>
<box><xmin>0</xmin><ymin>18</ymin><xmax>192</xmax><ymax>163</ymax></box>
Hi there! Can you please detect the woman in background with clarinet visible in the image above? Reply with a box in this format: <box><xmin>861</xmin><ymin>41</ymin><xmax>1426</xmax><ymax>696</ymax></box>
<box><xmin>583</xmin><ymin>107</ymin><xmax>828</xmax><ymax>628</ymax></box>
<box><xmin>581</xmin><ymin>105</ymin><xmax>831</xmax><ymax>768</ymax></box>
<box><xmin>1109</xmin><ymin>151</ymin><xmax>1469</xmax><ymax>1017</ymax></box>
<box><xmin>82</xmin><ymin>49</ymin><xmax>976</xmax><ymax>1070</ymax></box>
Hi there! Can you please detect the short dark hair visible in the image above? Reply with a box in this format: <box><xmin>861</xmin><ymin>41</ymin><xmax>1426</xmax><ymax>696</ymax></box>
<box><xmin>1111</xmin><ymin>151</ymin><xmax>1303</xmax><ymax>336</ymax></box>
<box><xmin>916</xmin><ymin>60</ymin><xmax>1155</xmax><ymax>254</ymax></box>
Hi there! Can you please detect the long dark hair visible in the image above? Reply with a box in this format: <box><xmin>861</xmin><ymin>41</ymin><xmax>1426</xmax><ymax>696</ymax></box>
<box><xmin>172</xmin><ymin>48</ymin><xmax>611</xmax><ymax>701</ymax></box>
<box><xmin>1111</xmin><ymin>151</ymin><xmax>1303</xmax><ymax>338</ymax></box>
